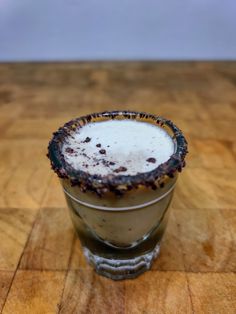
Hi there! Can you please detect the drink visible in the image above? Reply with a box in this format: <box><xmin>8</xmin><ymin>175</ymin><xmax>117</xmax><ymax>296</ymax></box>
<box><xmin>48</xmin><ymin>111</ymin><xmax>187</xmax><ymax>280</ymax></box>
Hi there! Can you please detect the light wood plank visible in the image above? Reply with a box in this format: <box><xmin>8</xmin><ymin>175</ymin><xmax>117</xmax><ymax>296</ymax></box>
<box><xmin>173</xmin><ymin>208</ymin><xmax>236</xmax><ymax>272</ymax></box>
<box><xmin>188</xmin><ymin>273</ymin><xmax>236</xmax><ymax>314</ymax></box>
<box><xmin>173</xmin><ymin>168</ymin><xmax>236</xmax><ymax>209</ymax></box>
<box><xmin>188</xmin><ymin>138</ymin><xmax>236</xmax><ymax>169</ymax></box>
<box><xmin>152</xmin><ymin>210</ymin><xmax>185</xmax><ymax>271</ymax></box>
<box><xmin>19</xmin><ymin>208</ymin><xmax>74</xmax><ymax>270</ymax></box>
<box><xmin>69</xmin><ymin>238</ymin><xmax>91</xmax><ymax>270</ymax></box>
<box><xmin>1</xmin><ymin>118</ymin><xmax>65</xmax><ymax>140</ymax></box>
<box><xmin>125</xmin><ymin>271</ymin><xmax>192</xmax><ymax>314</ymax></box>
<box><xmin>59</xmin><ymin>270</ymin><xmax>125</xmax><ymax>314</ymax></box>
<box><xmin>220</xmin><ymin>209</ymin><xmax>236</xmax><ymax>271</ymax></box>
<box><xmin>0</xmin><ymin>271</ymin><xmax>14</xmax><ymax>312</ymax></box>
<box><xmin>2</xmin><ymin>270</ymin><xmax>65</xmax><ymax>314</ymax></box>
<box><xmin>0</xmin><ymin>208</ymin><xmax>37</xmax><ymax>271</ymax></box>
<box><xmin>41</xmin><ymin>175</ymin><xmax>66</xmax><ymax>208</ymax></box>
<box><xmin>175</xmin><ymin>119</ymin><xmax>236</xmax><ymax>141</ymax></box>
<box><xmin>0</xmin><ymin>140</ymin><xmax>51</xmax><ymax>209</ymax></box>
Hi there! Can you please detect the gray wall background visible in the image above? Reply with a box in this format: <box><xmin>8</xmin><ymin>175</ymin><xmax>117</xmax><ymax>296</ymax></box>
<box><xmin>0</xmin><ymin>0</ymin><xmax>235</xmax><ymax>61</ymax></box>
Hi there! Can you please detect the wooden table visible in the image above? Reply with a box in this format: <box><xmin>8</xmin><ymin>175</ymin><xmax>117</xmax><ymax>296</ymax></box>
<box><xmin>0</xmin><ymin>62</ymin><xmax>235</xmax><ymax>314</ymax></box>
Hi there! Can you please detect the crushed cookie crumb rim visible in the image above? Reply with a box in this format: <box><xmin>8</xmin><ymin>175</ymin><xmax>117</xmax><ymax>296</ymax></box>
<box><xmin>47</xmin><ymin>110</ymin><xmax>188</xmax><ymax>195</ymax></box>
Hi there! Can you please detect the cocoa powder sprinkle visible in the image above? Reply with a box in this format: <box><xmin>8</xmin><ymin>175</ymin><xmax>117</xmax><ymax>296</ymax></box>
<box><xmin>65</xmin><ymin>147</ymin><xmax>74</xmax><ymax>154</ymax></box>
<box><xmin>99</xmin><ymin>149</ymin><xmax>106</xmax><ymax>154</ymax></box>
<box><xmin>113</xmin><ymin>166</ymin><xmax>127</xmax><ymax>173</ymax></box>
<box><xmin>146</xmin><ymin>157</ymin><xmax>156</xmax><ymax>163</ymax></box>
<box><xmin>83</xmin><ymin>137</ymin><xmax>91</xmax><ymax>143</ymax></box>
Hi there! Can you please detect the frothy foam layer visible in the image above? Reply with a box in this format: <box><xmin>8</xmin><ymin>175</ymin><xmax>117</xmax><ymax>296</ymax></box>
<box><xmin>62</xmin><ymin>120</ymin><xmax>175</xmax><ymax>176</ymax></box>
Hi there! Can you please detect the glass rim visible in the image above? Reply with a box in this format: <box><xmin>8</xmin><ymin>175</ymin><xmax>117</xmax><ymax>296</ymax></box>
<box><xmin>47</xmin><ymin>110</ymin><xmax>188</xmax><ymax>195</ymax></box>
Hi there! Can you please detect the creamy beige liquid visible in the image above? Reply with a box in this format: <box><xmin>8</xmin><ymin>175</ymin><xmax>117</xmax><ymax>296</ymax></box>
<box><xmin>62</xmin><ymin>120</ymin><xmax>175</xmax><ymax>176</ymax></box>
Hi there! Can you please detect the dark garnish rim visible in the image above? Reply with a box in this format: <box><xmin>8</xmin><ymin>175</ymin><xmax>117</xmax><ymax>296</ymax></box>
<box><xmin>47</xmin><ymin>110</ymin><xmax>188</xmax><ymax>195</ymax></box>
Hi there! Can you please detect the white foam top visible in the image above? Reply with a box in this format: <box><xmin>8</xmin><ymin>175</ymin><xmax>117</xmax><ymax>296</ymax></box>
<box><xmin>62</xmin><ymin>120</ymin><xmax>175</xmax><ymax>176</ymax></box>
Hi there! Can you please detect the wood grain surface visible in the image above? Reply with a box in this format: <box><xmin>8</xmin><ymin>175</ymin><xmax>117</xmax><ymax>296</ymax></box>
<box><xmin>0</xmin><ymin>62</ymin><xmax>235</xmax><ymax>314</ymax></box>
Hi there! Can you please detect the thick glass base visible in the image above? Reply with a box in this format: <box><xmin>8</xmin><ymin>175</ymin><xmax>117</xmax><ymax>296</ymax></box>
<box><xmin>83</xmin><ymin>243</ymin><xmax>160</xmax><ymax>280</ymax></box>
